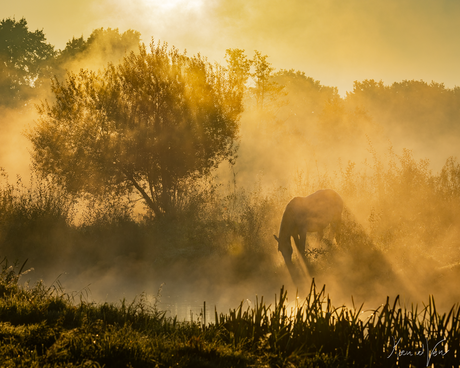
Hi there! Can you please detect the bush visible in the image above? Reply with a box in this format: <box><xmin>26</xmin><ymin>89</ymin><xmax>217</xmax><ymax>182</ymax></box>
<box><xmin>0</xmin><ymin>171</ymin><xmax>75</xmax><ymax>271</ymax></box>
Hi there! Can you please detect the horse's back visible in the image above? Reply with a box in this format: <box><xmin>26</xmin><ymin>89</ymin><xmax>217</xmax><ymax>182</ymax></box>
<box><xmin>305</xmin><ymin>189</ymin><xmax>343</xmax><ymax>217</ymax></box>
<box><xmin>285</xmin><ymin>189</ymin><xmax>343</xmax><ymax>229</ymax></box>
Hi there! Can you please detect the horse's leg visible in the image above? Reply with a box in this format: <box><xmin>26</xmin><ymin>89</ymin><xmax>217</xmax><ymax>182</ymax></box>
<box><xmin>293</xmin><ymin>231</ymin><xmax>305</xmax><ymax>254</ymax></box>
<box><xmin>298</xmin><ymin>231</ymin><xmax>308</xmax><ymax>264</ymax></box>
<box><xmin>292</xmin><ymin>231</ymin><xmax>307</xmax><ymax>258</ymax></box>
<box><xmin>317</xmin><ymin>228</ymin><xmax>324</xmax><ymax>243</ymax></box>
<box><xmin>319</xmin><ymin>227</ymin><xmax>334</xmax><ymax>247</ymax></box>
<box><xmin>293</xmin><ymin>233</ymin><xmax>302</xmax><ymax>255</ymax></box>
<box><xmin>331</xmin><ymin>220</ymin><xmax>342</xmax><ymax>244</ymax></box>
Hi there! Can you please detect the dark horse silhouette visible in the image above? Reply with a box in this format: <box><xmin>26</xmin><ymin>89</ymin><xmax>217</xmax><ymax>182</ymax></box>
<box><xmin>274</xmin><ymin>189</ymin><xmax>343</xmax><ymax>271</ymax></box>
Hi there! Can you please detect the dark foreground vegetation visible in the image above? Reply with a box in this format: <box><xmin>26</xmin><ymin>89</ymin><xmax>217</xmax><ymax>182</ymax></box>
<box><xmin>1</xmin><ymin>258</ymin><xmax>459</xmax><ymax>368</ymax></box>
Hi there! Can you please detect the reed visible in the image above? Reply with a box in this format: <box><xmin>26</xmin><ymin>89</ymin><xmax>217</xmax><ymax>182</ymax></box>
<box><xmin>216</xmin><ymin>281</ymin><xmax>459</xmax><ymax>367</ymax></box>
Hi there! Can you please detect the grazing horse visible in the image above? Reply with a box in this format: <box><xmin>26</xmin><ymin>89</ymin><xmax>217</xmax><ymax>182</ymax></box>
<box><xmin>274</xmin><ymin>189</ymin><xmax>343</xmax><ymax>269</ymax></box>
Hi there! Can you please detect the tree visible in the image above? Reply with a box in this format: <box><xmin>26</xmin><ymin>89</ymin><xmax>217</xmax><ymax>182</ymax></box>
<box><xmin>225</xmin><ymin>48</ymin><xmax>252</xmax><ymax>103</ymax></box>
<box><xmin>0</xmin><ymin>17</ymin><xmax>55</xmax><ymax>107</ymax></box>
<box><xmin>272</xmin><ymin>69</ymin><xmax>339</xmax><ymax>133</ymax></box>
<box><xmin>250</xmin><ymin>50</ymin><xmax>285</xmax><ymax>110</ymax></box>
<box><xmin>345</xmin><ymin>79</ymin><xmax>460</xmax><ymax>138</ymax></box>
<box><xmin>224</xmin><ymin>50</ymin><xmax>286</xmax><ymax>113</ymax></box>
<box><xmin>54</xmin><ymin>28</ymin><xmax>141</xmax><ymax>80</ymax></box>
<box><xmin>29</xmin><ymin>41</ymin><xmax>243</xmax><ymax>217</ymax></box>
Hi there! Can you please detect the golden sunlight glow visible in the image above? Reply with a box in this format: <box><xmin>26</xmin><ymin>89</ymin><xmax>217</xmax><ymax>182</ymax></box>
<box><xmin>141</xmin><ymin>0</ymin><xmax>203</xmax><ymax>12</ymax></box>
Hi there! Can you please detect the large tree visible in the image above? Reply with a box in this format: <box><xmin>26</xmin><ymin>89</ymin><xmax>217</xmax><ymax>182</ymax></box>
<box><xmin>0</xmin><ymin>17</ymin><xmax>55</xmax><ymax>106</ymax></box>
<box><xmin>29</xmin><ymin>41</ymin><xmax>244</xmax><ymax>217</ymax></box>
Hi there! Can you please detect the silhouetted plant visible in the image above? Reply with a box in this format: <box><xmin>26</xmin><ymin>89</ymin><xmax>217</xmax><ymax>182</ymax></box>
<box><xmin>0</xmin><ymin>170</ymin><xmax>75</xmax><ymax>269</ymax></box>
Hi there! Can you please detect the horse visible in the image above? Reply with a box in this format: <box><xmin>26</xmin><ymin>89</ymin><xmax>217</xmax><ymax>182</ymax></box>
<box><xmin>274</xmin><ymin>189</ymin><xmax>343</xmax><ymax>269</ymax></box>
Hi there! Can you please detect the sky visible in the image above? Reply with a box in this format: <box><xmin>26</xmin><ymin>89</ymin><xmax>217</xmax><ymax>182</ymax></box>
<box><xmin>3</xmin><ymin>0</ymin><xmax>460</xmax><ymax>96</ymax></box>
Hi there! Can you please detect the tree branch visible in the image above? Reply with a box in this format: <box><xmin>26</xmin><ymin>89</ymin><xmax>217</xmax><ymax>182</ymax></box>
<box><xmin>125</xmin><ymin>172</ymin><xmax>162</xmax><ymax>217</ymax></box>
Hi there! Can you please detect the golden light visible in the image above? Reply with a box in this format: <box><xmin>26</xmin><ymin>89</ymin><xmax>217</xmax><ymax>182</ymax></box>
<box><xmin>140</xmin><ymin>0</ymin><xmax>204</xmax><ymax>13</ymax></box>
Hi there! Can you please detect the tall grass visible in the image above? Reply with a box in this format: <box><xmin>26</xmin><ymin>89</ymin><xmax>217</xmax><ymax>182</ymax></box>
<box><xmin>1</xmin><ymin>260</ymin><xmax>459</xmax><ymax>367</ymax></box>
<box><xmin>218</xmin><ymin>281</ymin><xmax>459</xmax><ymax>367</ymax></box>
<box><xmin>0</xmin><ymin>171</ymin><xmax>75</xmax><ymax>272</ymax></box>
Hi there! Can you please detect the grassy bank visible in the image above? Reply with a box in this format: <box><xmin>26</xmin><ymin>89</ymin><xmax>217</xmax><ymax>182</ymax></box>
<box><xmin>1</xmin><ymin>259</ymin><xmax>458</xmax><ymax>368</ymax></box>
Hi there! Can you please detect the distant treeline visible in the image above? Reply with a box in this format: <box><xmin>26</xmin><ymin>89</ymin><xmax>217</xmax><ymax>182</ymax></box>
<box><xmin>2</xmin><ymin>16</ymin><xmax>459</xmax><ymax>140</ymax></box>
<box><xmin>273</xmin><ymin>72</ymin><xmax>460</xmax><ymax>144</ymax></box>
<box><xmin>0</xmin><ymin>17</ymin><xmax>141</xmax><ymax>107</ymax></box>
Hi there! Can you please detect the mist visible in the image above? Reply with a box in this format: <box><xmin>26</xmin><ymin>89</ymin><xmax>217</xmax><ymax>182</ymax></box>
<box><xmin>1</xmin><ymin>5</ymin><xmax>460</xmax><ymax>324</ymax></box>
<box><xmin>88</xmin><ymin>0</ymin><xmax>460</xmax><ymax>96</ymax></box>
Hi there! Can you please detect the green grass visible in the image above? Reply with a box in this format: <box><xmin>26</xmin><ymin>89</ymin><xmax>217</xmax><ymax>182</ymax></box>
<box><xmin>1</xmin><ymin>258</ymin><xmax>459</xmax><ymax>368</ymax></box>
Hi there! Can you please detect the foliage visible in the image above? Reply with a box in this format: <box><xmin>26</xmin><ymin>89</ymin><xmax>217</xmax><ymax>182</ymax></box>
<box><xmin>225</xmin><ymin>48</ymin><xmax>252</xmax><ymax>103</ymax></box>
<box><xmin>0</xmin><ymin>17</ymin><xmax>142</xmax><ymax>110</ymax></box>
<box><xmin>0</xmin><ymin>170</ymin><xmax>75</xmax><ymax>270</ymax></box>
<box><xmin>218</xmin><ymin>283</ymin><xmax>459</xmax><ymax>367</ymax></box>
<box><xmin>272</xmin><ymin>69</ymin><xmax>339</xmax><ymax>125</ymax></box>
<box><xmin>224</xmin><ymin>48</ymin><xmax>286</xmax><ymax>113</ymax></box>
<box><xmin>1</xmin><ymin>260</ymin><xmax>459</xmax><ymax>367</ymax></box>
<box><xmin>0</xmin><ymin>17</ymin><xmax>55</xmax><ymax>107</ymax></box>
<box><xmin>53</xmin><ymin>27</ymin><xmax>141</xmax><ymax>81</ymax></box>
<box><xmin>355</xmin><ymin>147</ymin><xmax>460</xmax><ymax>253</ymax></box>
<box><xmin>345</xmin><ymin>79</ymin><xmax>460</xmax><ymax>139</ymax></box>
<box><xmin>0</xmin><ymin>259</ymin><xmax>255</xmax><ymax>368</ymax></box>
<box><xmin>29</xmin><ymin>41</ymin><xmax>243</xmax><ymax>217</ymax></box>
<box><xmin>250</xmin><ymin>51</ymin><xmax>286</xmax><ymax>111</ymax></box>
